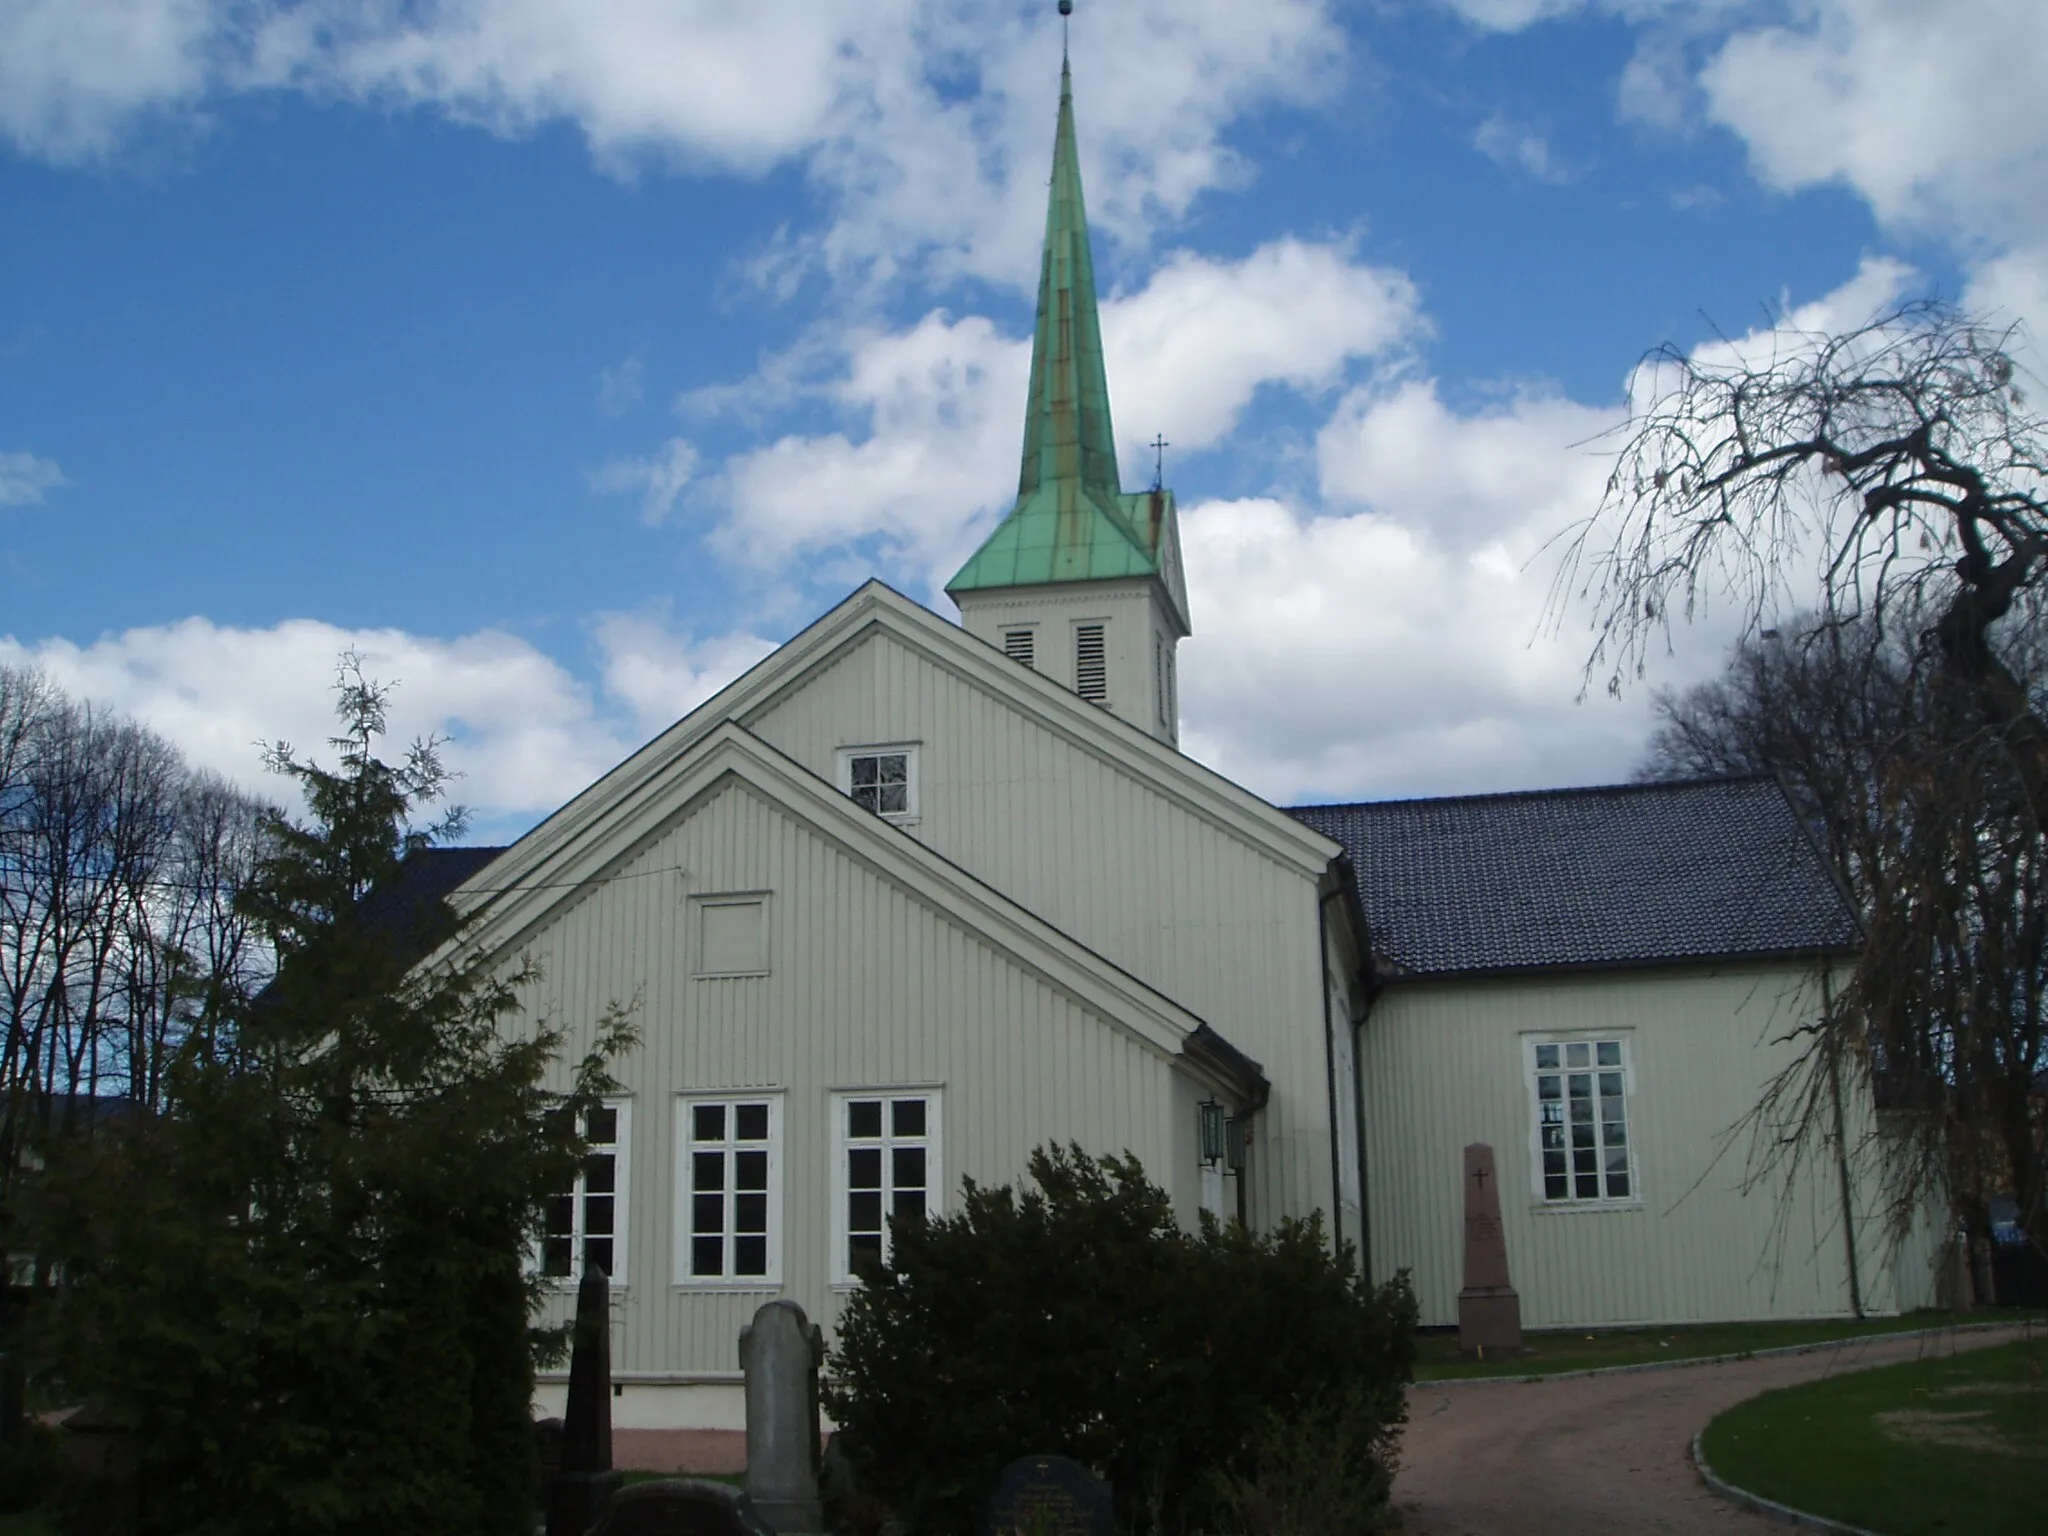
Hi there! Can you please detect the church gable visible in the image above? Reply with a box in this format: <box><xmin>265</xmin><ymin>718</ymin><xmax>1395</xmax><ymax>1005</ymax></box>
<box><xmin>450</xmin><ymin>722</ymin><xmax>1224</xmax><ymax>1070</ymax></box>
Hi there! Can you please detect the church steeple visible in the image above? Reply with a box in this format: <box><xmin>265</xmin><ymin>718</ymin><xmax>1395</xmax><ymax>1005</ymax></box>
<box><xmin>1017</xmin><ymin>54</ymin><xmax>1121</xmax><ymax>511</ymax></box>
<box><xmin>948</xmin><ymin>36</ymin><xmax>1192</xmax><ymax>745</ymax></box>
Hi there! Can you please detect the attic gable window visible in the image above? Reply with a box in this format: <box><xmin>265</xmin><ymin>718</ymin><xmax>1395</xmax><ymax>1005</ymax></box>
<box><xmin>1003</xmin><ymin>627</ymin><xmax>1036</xmax><ymax>668</ymax></box>
<box><xmin>1075</xmin><ymin>622</ymin><xmax>1108</xmax><ymax>703</ymax></box>
<box><xmin>1527</xmin><ymin>1038</ymin><xmax>1636</xmax><ymax>1204</ymax></box>
<box><xmin>837</xmin><ymin>744</ymin><xmax>919</xmax><ymax>822</ymax></box>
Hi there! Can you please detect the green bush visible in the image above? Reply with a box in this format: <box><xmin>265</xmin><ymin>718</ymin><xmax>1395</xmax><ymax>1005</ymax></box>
<box><xmin>0</xmin><ymin>1422</ymin><xmax>63</xmax><ymax>1513</ymax></box>
<box><xmin>822</xmin><ymin>1144</ymin><xmax>1416</xmax><ymax>1536</ymax></box>
<box><xmin>21</xmin><ymin>669</ymin><xmax>632</xmax><ymax>1536</ymax></box>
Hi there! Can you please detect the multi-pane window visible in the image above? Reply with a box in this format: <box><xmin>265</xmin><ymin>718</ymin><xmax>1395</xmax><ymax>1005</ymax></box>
<box><xmin>679</xmin><ymin>1096</ymin><xmax>781</xmax><ymax>1284</ymax></box>
<box><xmin>1075</xmin><ymin>623</ymin><xmax>1107</xmax><ymax>702</ymax></box>
<box><xmin>541</xmin><ymin>1100</ymin><xmax>629</xmax><ymax>1282</ymax></box>
<box><xmin>1530</xmin><ymin>1039</ymin><xmax>1634</xmax><ymax>1202</ymax></box>
<box><xmin>834</xmin><ymin>1092</ymin><xmax>940</xmax><ymax>1281</ymax></box>
<box><xmin>838</xmin><ymin>746</ymin><xmax>917</xmax><ymax>819</ymax></box>
<box><xmin>1003</xmin><ymin>628</ymin><xmax>1036</xmax><ymax>669</ymax></box>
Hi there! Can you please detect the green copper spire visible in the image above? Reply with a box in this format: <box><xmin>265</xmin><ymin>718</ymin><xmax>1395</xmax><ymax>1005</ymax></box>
<box><xmin>1019</xmin><ymin>53</ymin><xmax>1120</xmax><ymax>507</ymax></box>
<box><xmin>947</xmin><ymin>52</ymin><xmax>1190</xmax><ymax>631</ymax></box>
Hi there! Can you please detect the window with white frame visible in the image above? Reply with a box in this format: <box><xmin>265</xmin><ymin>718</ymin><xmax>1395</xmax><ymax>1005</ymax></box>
<box><xmin>1003</xmin><ymin>627</ymin><xmax>1036</xmax><ymax>669</ymax></box>
<box><xmin>836</xmin><ymin>745</ymin><xmax>918</xmax><ymax>820</ymax></box>
<box><xmin>677</xmin><ymin>1094</ymin><xmax>782</xmax><ymax>1284</ymax></box>
<box><xmin>541</xmin><ymin>1100</ymin><xmax>630</xmax><ymax>1282</ymax></box>
<box><xmin>1527</xmin><ymin>1038</ymin><xmax>1635</xmax><ymax>1203</ymax></box>
<box><xmin>832</xmin><ymin>1091</ymin><xmax>941</xmax><ymax>1282</ymax></box>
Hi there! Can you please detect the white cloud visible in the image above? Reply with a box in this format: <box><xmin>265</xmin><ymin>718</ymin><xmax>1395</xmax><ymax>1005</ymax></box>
<box><xmin>1104</xmin><ymin>241</ymin><xmax>1421</xmax><ymax>452</ymax></box>
<box><xmin>591</xmin><ymin>608</ymin><xmax>777</xmax><ymax>737</ymax></box>
<box><xmin>0</xmin><ymin>450</ymin><xmax>68</xmax><ymax>506</ymax></box>
<box><xmin>598</xmin><ymin>355</ymin><xmax>645</xmax><ymax>416</ymax></box>
<box><xmin>4</xmin><ymin>1</ymin><xmax>1346</xmax><ymax>291</ymax></box>
<box><xmin>593</xmin><ymin>436</ymin><xmax>699</xmax><ymax>525</ymax></box>
<box><xmin>1317</xmin><ymin>380</ymin><xmax>1617</xmax><ymax>546</ymax></box>
<box><xmin>1474</xmin><ymin>115</ymin><xmax>1570</xmax><ymax>183</ymax></box>
<box><xmin>706</xmin><ymin>239</ymin><xmax>1421</xmax><ymax>577</ymax></box>
<box><xmin>0</xmin><ymin>608</ymin><xmax>774</xmax><ymax>833</ymax></box>
<box><xmin>1177</xmin><ymin>496</ymin><xmax>1671</xmax><ymax>804</ymax></box>
<box><xmin>1700</xmin><ymin>0</ymin><xmax>2048</xmax><ymax>248</ymax></box>
<box><xmin>0</xmin><ymin>0</ymin><xmax>219</xmax><ymax>162</ymax></box>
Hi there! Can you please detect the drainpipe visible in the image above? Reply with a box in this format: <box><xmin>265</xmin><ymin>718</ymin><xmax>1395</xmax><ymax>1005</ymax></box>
<box><xmin>1822</xmin><ymin>963</ymin><xmax>1866</xmax><ymax>1318</ymax></box>
<box><xmin>1319</xmin><ymin>885</ymin><xmax>1344</xmax><ymax>1255</ymax></box>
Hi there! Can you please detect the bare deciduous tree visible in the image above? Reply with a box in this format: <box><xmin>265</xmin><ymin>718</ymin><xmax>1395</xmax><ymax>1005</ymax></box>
<box><xmin>0</xmin><ymin>663</ymin><xmax>267</xmax><ymax>1217</ymax></box>
<box><xmin>1645</xmin><ymin>613</ymin><xmax>2048</xmax><ymax>1272</ymax></box>
<box><xmin>1577</xmin><ymin>301</ymin><xmax>2048</xmax><ymax>1282</ymax></box>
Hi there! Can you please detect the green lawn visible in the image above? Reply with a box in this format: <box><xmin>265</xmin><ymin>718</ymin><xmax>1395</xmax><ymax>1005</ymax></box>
<box><xmin>0</xmin><ymin>1510</ymin><xmax>53</xmax><ymax>1536</ymax></box>
<box><xmin>1412</xmin><ymin>1310</ymin><xmax>2009</xmax><ymax>1381</ymax></box>
<box><xmin>1699</xmin><ymin>1337</ymin><xmax>2047</xmax><ymax>1536</ymax></box>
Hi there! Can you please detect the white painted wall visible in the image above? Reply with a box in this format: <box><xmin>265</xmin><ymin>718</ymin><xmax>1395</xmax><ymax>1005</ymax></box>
<box><xmin>741</xmin><ymin>626</ymin><xmax>1339</xmax><ymax>1232</ymax></box>
<box><xmin>1359</xmin><ymin>964</ymin><xmax>1888</xmax><ymax>1327</ymax></box>
<box><xmin>512</xmin><ymin>776</ymin><xmax>1189</xmax><ymax>1382</ymax></box>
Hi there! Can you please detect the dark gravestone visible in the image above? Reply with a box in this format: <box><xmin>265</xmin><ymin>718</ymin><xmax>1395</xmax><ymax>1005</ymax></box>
<box><xmin>980</xmin><ymin>1454</ymin><xmax>1114</xmax><ymax>1536</ymax></box>
<box><xmin>585</xmin><ymin>1478</ymin><xmax>778</xmax><ymax>1536</ymax></box>
<box><xmin>1456</xmin><ymin>1142</ymin><xmax>1526</xmax><ymax>1359</ymax></box>
<box><xmin>547</xmin><ymin>1263</ymin><xmax>625</xmax><ymax>1536</ymax></box>
<box><xmin>534</xmin><ymin>1416</ymin><xmax>565</xmax><ymax>1509</ymax></box>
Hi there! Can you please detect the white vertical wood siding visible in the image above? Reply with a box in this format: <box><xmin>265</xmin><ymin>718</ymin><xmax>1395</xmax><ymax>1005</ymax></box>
<box><xmin>514</xmin><ymin>777</ymin><xmax>1184</xmax><ymax>1376</ymax></box>
<box><xmin>742</xmin><ymin>628</ymin><xmax>1337</xmax><ymax>1232</ymax></box>
<box><xmin>1361</xmin><ymin>965</ymin><xmax>1883</xmax><ymax>1327</ymax></box>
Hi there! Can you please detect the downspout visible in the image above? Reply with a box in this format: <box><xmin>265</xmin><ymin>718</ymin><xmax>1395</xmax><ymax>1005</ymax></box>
<box><xmin>1319</xmin><ymin>885</ymin><xmax>1344</xmax><ymax>1255</ymax></box>
<box><xmin>1822</xmin><ymin>963</ymin><xmax>1866</xmax><ymax>1318</ymax></box>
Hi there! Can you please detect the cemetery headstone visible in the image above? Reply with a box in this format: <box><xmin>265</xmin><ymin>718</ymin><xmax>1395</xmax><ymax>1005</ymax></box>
<box><xmin>584</xmin><ymin>1477</ymin><xmax>778</xmax><ymax>1536</ymax></box>
<box><xmin>979</xmin><ymin>1453</ymin><xmax>1114</xmax><ymax>1536</ymax></box>
<box><xmin>547</xmin><ymin>1262</ymin><xmax>625</xmax><ymax>1536</ymax></box>
<box><xmin>1456</xmin><ymin>1142</ymin><xmax>1526</xmax><ymax>1359</ymax></box>
<box><xmin>739</xmin><ymin>1300</ymin><xmax>826</xmax><ymax>1535</ymax></box>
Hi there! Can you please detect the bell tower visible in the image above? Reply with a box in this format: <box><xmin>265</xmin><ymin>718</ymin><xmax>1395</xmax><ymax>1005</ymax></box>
<box><xmin>946</xmin><ymin>45</ymin><xmax>1191</xmax><ymax>747</ymax></box>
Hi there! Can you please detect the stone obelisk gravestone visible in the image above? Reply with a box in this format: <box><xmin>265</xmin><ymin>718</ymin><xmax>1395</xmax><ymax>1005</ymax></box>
<box><xmin>740</xmin><ymin>1299</ymin><xmax>826</xmax><ymax>1535</ymax></box>
<box><xmin>1456</xmin><ymin>1143</ymin><xmax>1526</xmax><ymax>1359</ymax></box>
<box><xmin>548</xmin><ymin>1262</ymin><xmax>624</xmax><ymax>1536</ymax></box>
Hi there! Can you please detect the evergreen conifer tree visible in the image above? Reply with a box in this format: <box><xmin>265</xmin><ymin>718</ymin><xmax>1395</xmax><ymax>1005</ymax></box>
<box><xmin>30</xmin><ymin>662</ymin><xmax>633</xmax><ymax>1536</ymax></box>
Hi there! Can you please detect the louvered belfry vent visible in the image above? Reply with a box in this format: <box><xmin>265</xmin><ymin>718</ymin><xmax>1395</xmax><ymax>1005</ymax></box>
<box><xmin>1004</xmin><ymin>628</ymin><xmax>1035</xmax><ymax>669</ymax></box>
<box><xmin>1075</xmin><ymin>623</ymin><xmax>1108</xmax><ymax>702</ymax></box>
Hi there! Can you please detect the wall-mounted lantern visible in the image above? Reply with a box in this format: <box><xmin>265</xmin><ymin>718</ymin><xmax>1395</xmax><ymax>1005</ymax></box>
<box><xmin>1224</xmin><ymin>1115</ymin><xmax>1248</xmax><ymax>1175</ymax></box>
<box><xmin>1198</xmin><ymin>1099</ymin><xmax>1227</xmax><ymax>1167</ymax></box>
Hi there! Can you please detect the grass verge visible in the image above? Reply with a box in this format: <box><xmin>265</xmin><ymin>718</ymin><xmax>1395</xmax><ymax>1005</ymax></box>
<box><xmin>1413</xmin><ymin>1310</ymin><xmax>2022</xmax><ymax>1381</ymax></box>
<box><xmin>1699</xmin><ymin>1335</ymin><xmax>2046</xmax><ymax>1536</ymax></box>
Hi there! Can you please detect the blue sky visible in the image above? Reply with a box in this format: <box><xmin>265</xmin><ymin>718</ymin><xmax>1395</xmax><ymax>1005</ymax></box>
<box><xmin>4</xmin><ymin>1</ymin><xmax>2043</xmax><ymax>840</ymax></box>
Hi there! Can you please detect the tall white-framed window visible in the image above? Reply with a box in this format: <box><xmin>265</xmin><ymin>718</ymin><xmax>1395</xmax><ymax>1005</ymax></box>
<box><xmin>831</xmin><ymin>1090</ymin><xmax>942</xmax><ymax>1284</ymax></box>
<box><xmin>1525</xmin><ymin>1037</ymin><xmax>1637</xmax><ymax>1204</ymax></box>
<box><xmin>540</xmin><ymin>1099</ymin><xmax>631</xmax><ymax>1285</ymax></box>
<box><xmin>1074</xmin><ymin>622</ymin><xmax>1108</xmax><ymax>703</ymax></box>
<box><xmin>836</xmin><ymin>744</ymin><xmax>919</xmax><ymax>821</ymax></box>
<box><xmin>676</xmin><ymin>1093</ymin><xmax>783</xmax><ymax>1286</ymax></box>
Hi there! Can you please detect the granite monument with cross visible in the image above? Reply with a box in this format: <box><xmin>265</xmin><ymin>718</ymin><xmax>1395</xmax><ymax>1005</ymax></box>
<box><xmin>1456</xmin><ymin>1142</ymin><xmax>1526</xmax><ymax>1359</ymax></box>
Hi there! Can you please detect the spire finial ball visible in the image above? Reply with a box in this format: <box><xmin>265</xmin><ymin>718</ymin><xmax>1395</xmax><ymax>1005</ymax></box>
<box><xmin>1058</xmin><ymin>1</ymin><xmax>1073</xmax><ymax>15</ymax></box>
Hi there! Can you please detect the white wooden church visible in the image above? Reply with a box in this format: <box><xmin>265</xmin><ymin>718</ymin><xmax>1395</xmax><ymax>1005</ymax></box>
<box><xmin>416</xmin><ymin>58</ymin><xmax>1936</xmax><ymax>1432</ymax></box>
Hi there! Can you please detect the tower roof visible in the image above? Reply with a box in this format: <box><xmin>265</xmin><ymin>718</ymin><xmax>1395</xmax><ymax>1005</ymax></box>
<box><xmin>947</xmin><ymin>55</ymin><xmax>1190</xmax><ymax>631</ymax></box>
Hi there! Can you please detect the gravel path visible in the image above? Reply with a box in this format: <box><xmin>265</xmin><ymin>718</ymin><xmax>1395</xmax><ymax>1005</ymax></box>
<box><xmin>1394</xmin><ymin>1324</ymin><xmax>2033</xmax><ymax>1535</ymax></box>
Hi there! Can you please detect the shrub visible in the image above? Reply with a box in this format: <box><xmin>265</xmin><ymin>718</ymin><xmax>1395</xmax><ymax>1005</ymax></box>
<box><xmin>1202</xmin><ymin>1381</ymin><xmax>1404</xmax><ymax>1536</ymax></box>
<box><xmin>0</xmin><ymin>1420</ymin><xmax>63</xmax><ymax>1512</ymax></box>
<box><xmin>822</xmin><ymin>1144</ymin><xmax>1416</xmax><ymax>1535</ymax></box>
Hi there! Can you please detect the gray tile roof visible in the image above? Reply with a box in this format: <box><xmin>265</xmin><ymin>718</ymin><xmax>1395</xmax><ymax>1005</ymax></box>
<box><xmin>1289</xmin><ymin>778</ymin><xmax>1859</xmax><ymax>979</ymax></box>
